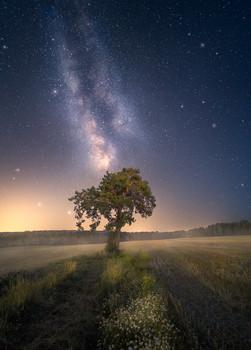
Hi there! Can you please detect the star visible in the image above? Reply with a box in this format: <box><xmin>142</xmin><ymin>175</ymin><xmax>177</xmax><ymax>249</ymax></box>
<box><xmin>200</xmin><ymin>42</ymin><xmax>205</xmax><ymax>48</ymax></box>
<box><xmin>212</xmin><ymin>123</ymin><xmax>217</xmax><ymax>128</ymax></box>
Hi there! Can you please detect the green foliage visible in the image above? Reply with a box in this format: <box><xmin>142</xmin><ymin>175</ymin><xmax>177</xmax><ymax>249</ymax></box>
<box><xmin>100</xmin><ymin>252</ymin><xmax>154</xmax><ymax>316</ymax></box>
<box><xmin>141</xmin><ymin>273</ymin><xmax>156</xmax><ymax>295</ymax></box>
<box><xmin>69</xmin><ymin>168</ymin><xmax>156</xmax><ymax>252</ymax></box>
<box><xmin>99</xmin><ymin>252</ymin><xmax>178</xmax><ymax>350</ymax></box>
<box><xmin>101</xmin><ymin>252</ymin><xmax>141</xmax><ymax>299</ymax></box>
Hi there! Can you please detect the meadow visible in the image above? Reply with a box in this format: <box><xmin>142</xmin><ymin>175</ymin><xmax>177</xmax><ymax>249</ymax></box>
<box><xmin>0</xmin><ymin>236</ymin><xmax>250</xmax><ymax>349</ymax></box>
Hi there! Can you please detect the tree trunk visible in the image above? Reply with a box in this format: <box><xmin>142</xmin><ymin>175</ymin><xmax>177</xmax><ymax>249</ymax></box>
<box><xmin>106</xmin><ymin>210</ymin><xmax>122</xmax><ymax>253</ymax></box>
<box><xmin>114</xmin><ymin>229</ymin><xmax>121</xmax><ymax>249</ymax></box>
<box><xmin>106</xmin><ymin>229</ymin><xmax>121</xmax><ymax>253</ymax></box>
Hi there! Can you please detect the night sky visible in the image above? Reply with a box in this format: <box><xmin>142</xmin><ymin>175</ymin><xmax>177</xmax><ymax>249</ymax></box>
<box><xmin>1</xmin><ymin>0</ymin><xmax>250</xmax><ymax>232</ymax></box>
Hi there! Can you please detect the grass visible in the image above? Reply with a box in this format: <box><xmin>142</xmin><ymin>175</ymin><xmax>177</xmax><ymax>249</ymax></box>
<box><xmin>0</xmin><ymin>260</ymin><xmax>76</xmax><ymax>313</ymax></box>
<box><xmin>0</xmin><ymin>235</ymin><xmax>250</xmax><ymax>349</ymax></box>
<box><xmin>151</xmin><ymin>239</ymin><xmax>251</xmax><ymax>349</ymax></box>
<box><xmin>165</xmin><ymin>248</ymin><xmax>250</xmax><ymax>318</ymax></box>
<box><xmin>0</xmin><ymin>254</ymin><xmax>106</xmax><ymax>349</ymax></box>
<box><xmin>0</xmin><ymin>260</ymin><xmax>77</xmax><ymax>345</ymax></box>
<box><xmin>98</xmin><ymin>252</ymin><xmax>178</xmax><ymax>350</ymax></box>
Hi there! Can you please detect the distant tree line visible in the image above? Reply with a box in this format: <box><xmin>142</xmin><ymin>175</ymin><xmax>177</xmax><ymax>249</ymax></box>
<box><xmin>121</xmin><ymin>220</ymin><xmax>251</xmax><ymax>241</ymax></box>
<box><xmin>187</xmin><ymin>220</ymin><xmax>251</xmax><ymax>237</ymax></box>
<box><xmin>0</xmin><ymin>221</ymin><xmax>250</xmax><ymax>247</ymax></box>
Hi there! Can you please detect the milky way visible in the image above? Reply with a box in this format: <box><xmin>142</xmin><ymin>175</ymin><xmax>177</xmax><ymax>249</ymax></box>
<box><xmin>55</xmin><ymin>12</ymin><xmax>140</xmax><ymax>171</ymax></box>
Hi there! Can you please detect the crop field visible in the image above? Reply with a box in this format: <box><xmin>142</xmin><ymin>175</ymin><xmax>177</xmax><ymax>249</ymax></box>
<box><xmin>0</xmin><ymin>235</ymin><xmax>250</xmax><ymax>349</ymax></box>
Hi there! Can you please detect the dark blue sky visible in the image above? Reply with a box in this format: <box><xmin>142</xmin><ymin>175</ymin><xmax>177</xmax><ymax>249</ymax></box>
<box><xmin>0</xmin><ymin>0</ymin><xmax>250</xmax><ymax>232</ymax></box>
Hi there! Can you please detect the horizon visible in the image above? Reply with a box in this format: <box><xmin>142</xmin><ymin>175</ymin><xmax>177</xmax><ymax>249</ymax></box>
<box><xmin>1</xmin><ymin>219</ymin><xmax>250</xmax><ymax>235</ymax></box>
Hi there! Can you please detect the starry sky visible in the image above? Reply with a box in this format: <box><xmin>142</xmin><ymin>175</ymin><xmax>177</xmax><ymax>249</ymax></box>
<box><xmin>0</xmin><ymin>0</ymin><xmax>250</xmax><ymax>232</ymax></box>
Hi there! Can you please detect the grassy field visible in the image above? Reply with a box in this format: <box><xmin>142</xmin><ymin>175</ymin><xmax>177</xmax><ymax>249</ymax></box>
<box><xmin>0</xmin><ymin>243</ymin><xmax>106</xmax><ymax>273</ymax></box>
<box><xmin>0</xmin><ymin>236</ymin><xmax>250</xmax><ymax>349</ymax></box>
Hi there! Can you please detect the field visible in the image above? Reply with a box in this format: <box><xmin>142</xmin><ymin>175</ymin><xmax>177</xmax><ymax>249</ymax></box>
<box><xmin>0</xmin><ymin>236</ymin><xmax>250</xmax><ymax>349</ymax></box>
<box><xmin>0</xmin><ymin>243</ymin><xmax>106</xmax><ymax>273</ymax></box>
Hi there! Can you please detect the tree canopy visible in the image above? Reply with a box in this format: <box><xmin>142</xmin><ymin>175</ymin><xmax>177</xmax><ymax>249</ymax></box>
<box><xmin>69</xmin><ymin>168</ymin><xmax>156</xmax><ymax>252</ymax></box>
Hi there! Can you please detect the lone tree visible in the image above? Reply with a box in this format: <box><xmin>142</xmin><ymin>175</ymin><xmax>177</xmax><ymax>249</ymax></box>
<box><xmin>69</xmin><ymin>168</ymin><xmax>156</xmax><ymax>252</ymax></box>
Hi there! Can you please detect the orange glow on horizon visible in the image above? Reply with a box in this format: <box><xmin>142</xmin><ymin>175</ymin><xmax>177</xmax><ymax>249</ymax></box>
<box><xmin>1</xmin><ymin>195</ymin><xmax>215</xmax><ymax>233</ymax></box>
<box><xmin>0</xmin><ymin>183</ymin><xmax>220</xmax><ymax>233</ymax></box>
